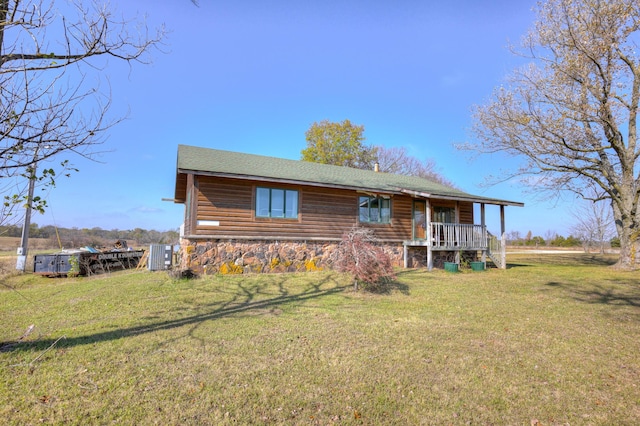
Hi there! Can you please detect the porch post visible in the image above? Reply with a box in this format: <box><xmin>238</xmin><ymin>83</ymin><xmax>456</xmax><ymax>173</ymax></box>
<box><xmin>426</xmin><ymin>198</ymin><xmax>433</xmax><ymax>271</ymax></box>
<box><xmin>454</xmin><ymin>200</ymin><xmax>460</xmax><ymax>264</ymax></box>
<box><xmin>403</xmin><ymin>243</ymin><xmax>408</xmax><ymax>268</ymax></box>
<box><xmin>455</xmin><ymin>201</ymin><xmax>460</xmax><ymax>250</ymax></box>
<box><xmin>500</xmin><ymin>205</ymin><xmax>506</xmax><ymax>270</ymax></box>
<box><xmin>480</xmin><ymin>203</ymin><xmax>487</xmax><ymax>263</ymax></box>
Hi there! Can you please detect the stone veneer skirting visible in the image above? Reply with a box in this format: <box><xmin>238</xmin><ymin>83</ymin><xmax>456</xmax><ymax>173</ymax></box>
<box><xmin>179</xmin><ymin>238</ymin><xmax>481</xmax><ymax>274</ymax></box>
<box><xmin>179</xmin><ymin>238</ymin><xmax>405</xmax><ymax>275</ymax></box>
<box><xmin>405</xmin><ymin>247</ymin><xmax>480</xmax><ymax>269</ymax></box>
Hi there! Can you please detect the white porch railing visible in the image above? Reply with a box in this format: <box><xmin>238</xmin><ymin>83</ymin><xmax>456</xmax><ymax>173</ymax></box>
<box><xmin>430</xmin><ymin>223</ymin><xmax>488</xmax><ymax>250</ymax></box>
<box><xmin>403</xmin><ymin>223</ymin><xmax>507</xmax><ymax>269</ymax></box>
<box><xmin>487</xmin><ymin>230</ymin><xmax>506</xmax><ymax>269</ymax></box>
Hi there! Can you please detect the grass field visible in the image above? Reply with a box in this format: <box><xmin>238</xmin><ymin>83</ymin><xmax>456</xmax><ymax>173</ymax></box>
<box><xmin>1</xmin><ymin>253</ymin><xmax>639</xmax><ymax>425</ymax></box>
<box><xmin>0</xmin><ymin>236</ymin><xmax>59</xmax><ymax>252</ymax></box>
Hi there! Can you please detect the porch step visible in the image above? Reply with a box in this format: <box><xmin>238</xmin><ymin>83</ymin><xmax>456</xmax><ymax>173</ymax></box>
<box><xmin>486</xmin><ymin>231</ymin><xmax>506</xmax><ymax>269</ymax></box>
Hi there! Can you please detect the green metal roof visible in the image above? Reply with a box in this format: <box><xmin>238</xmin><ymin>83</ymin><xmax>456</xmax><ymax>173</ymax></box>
<box><xmin>175</xmin><ymin>144</ymin><xmax>523</xmax><ymax>207</ymax></box>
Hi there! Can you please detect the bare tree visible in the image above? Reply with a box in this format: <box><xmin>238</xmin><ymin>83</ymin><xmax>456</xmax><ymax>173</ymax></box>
<box><xmin>570</xmin><ymin>188</ymin><xmax>615</xmax><ymax>254</ymax></box>
<box><xmin>544</xmin><ymin>229</ymin><xmax>557</xmax><ymax>247</ymax></box>
<box><xmin>0</xmin><ymin>0</ymin><xmax>165</xmax><ymax>223</ymax></box>
<box><xmin>464</xmin><ymin>0</ymin><xmax>640</xmax><ymax>269</ymax></box>
<box><xmin>331</xmin><ymin>226</ymin><xmax>396</xmax><ymax>292</ymax></box>
<box><xmin>374</xmin><ymin>145</ymin><xmax>456</xmax><ymax>188</ymax></box>
<box><xmin>506</xmin><ymin>230</ymin><xmax>522</xmax><ymax>245</ymax></box>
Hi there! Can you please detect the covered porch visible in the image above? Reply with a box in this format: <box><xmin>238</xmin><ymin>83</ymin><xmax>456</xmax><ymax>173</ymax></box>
<box><xmin>400</xmin><ymin>190</ymin><xmax>523</xmax><ymax>270</ymax></box>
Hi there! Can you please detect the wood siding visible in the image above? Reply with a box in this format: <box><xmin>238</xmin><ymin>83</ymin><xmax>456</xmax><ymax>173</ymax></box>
<box><xmin>459</xmin><ymin>201</ymin><xmax>474</xmax><ymax>224</ymax></box>
<box><xmin>186</xmin><ymin>175</ymin><xmax>473</xmax><ymax>242</ymax></box>
<box><xmin>191</xmin><ymin>176</ymin><xmax>415</xmax><ymax>241</ymax></box>
<box><xmin>183</xmin><ymin>174</ymin><xmax>195</xmax><ymax>236</ymax></box>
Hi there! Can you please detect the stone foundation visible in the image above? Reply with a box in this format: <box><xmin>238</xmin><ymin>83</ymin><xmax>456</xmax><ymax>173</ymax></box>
<box><xmin>179</xmin><ymin>239</ymin><xmax>404</xmax><ymax>275</ymax></box>
<box><xmin>406</xmin><ymin>248</ymin><xmax>481</xmax><ymax>269</ymax></box>
<box><xmin>178</xmin><ymin>239</ymin><xmax>482</xmax><ymax>274</ymax></box>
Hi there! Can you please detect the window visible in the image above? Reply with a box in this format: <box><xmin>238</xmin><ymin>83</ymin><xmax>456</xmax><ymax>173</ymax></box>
<box><xmin>433</xmin><ymin>206</ymin><xmax>455</xmax><ymax>223</ymax></box>
<box><xmin>256</xmin><ymin>187</ymin><xmax>298</xmax><ymax>219</ymax></box>
<box><xmin>359</xmin><ymin>196</ymin><xmax>391</xmax><ymax>223</ymax></box>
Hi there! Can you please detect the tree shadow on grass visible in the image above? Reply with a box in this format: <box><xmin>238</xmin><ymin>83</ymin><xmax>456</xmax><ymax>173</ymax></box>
<box><xmin>371</xmin><ymin>269</ymin><xmax>418</xmax><ymax>295</ymax></box>
<box><xmin>1</xmin><ymin>274</ymin><xmax>350</xmax><ymax>353</ymax></box>
<box><xmin>359</xmin><ymin>279</ymin><xmax>410</xmax><ymax>296</ymax></box>
<box><xmin>546</xmin><ymin>279</ymin><xmax>640</xmax><ymax>309</ymax></box>
<box><xmin>542</xmin><ymin>254</ymin><xmax>618</xmax><ymax>266</ymax></box>
<box><xmin>508</xmin><ymin>253</ymin><xmax>618</xmax><ymax>268</ymax></box>
<box><xmin>505</xmin><ymin>263</ymin><xmax>530</xmax><ymax>269</ymax></box>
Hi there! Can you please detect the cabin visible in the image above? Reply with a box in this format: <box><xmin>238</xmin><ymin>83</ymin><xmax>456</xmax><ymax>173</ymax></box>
<box><xmin>173</xmin><ymin>145</ymin><xmax>523</xmax><ymax>274</ymax></box>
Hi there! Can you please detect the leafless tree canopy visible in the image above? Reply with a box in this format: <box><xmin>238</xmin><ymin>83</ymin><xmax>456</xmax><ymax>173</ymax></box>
<box><xmin>571</xmin><ymin>201</ymin><xmax>615</xmax><ymax>254</ymax></box>
<box><xmin>374</xmin><ymin>145</ymin><xmax>456</xmax><ymax>188</ymax></box>
<box><xmin>0</xmin><ymin>0</ymin><xmax>165</xmax><ymax>223</ymax></box>
<box><xmin>464</xmin><ymin>0</ymin><xmax>640</xmax><ymax>268</ymax></box>
<box><xmin>332</xmin><ymin>226</ymin><xmax>396</xmax><ymax>291</ymax></box>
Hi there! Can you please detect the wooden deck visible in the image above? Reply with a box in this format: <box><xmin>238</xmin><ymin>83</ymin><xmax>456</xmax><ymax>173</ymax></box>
<box><xmin>404</xmin><ymin>223</ymin><xmax>488</xmax><ymax>250</ymax></box>
<box><xmin>403</xmin><ymin>223</ymin><xmax>506</xmax><ymax>269</ymax></box>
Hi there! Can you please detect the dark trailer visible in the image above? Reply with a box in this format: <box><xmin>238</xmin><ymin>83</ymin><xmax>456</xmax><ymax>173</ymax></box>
<box><xmin>34</xmin><ymin>249</ymin><xmax>144</xmax><ymax>277</ymax></box>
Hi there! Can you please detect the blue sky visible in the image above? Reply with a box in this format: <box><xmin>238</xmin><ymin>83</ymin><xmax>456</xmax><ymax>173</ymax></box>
<box><xmin>31</xmin><ymin>0</ymin><xmax>575</xmax><ymax>237</ymax></box>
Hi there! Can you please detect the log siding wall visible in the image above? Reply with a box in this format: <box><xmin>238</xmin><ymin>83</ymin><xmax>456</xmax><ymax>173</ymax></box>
<box><xmin>189</xmin><ymin>175</ymin><xmax>422</xmax><ymax>241</ymax></box>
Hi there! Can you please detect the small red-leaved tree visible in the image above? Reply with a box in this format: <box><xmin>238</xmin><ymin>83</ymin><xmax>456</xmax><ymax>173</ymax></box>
<box><xmin>332</xmin><ymin>227</ymin><xmax>396</xmax><ymax>291</ymax></box>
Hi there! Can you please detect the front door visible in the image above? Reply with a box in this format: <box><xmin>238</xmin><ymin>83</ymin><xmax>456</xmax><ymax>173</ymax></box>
<box><xmin>413</xmin><ymin>200</ymin><xmax>426</xmax><ymax>240</ymax></box>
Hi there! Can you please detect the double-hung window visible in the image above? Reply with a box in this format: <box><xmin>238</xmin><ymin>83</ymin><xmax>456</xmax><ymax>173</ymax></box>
<box><xmin>256</xmin><ymin>187</ymin><xmax>298</xmax><ymax>219</ymax></box>
<box><xmin>359</xmin><ymin>196</ymin><xmax>391</xmax><ymax>224</ymax></box>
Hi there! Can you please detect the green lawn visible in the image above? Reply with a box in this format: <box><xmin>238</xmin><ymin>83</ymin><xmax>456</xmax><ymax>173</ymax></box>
<box><xmin>1</xmin><ymin>253</ymin><xmax>639</xmax><ymax>425</ymax></box>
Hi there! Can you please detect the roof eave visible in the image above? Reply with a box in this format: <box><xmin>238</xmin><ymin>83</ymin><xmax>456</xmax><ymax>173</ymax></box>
<box><xmin>176</xmin><ymin>168</ymin><xmax>401</xmax><ymax>195</ymax></box>
<box><xmin>400</xmin><ymin>189</ymin><xmax>524</xmax><ymax>207</ymax></box>
<box><xmin>175</xmin><ymin>168</ymin><xmax>525</xmax><ymax>207</ymax></box>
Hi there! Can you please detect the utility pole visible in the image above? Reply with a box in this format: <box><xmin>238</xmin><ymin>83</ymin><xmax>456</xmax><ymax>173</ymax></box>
<box><xmin>16</xmin><ymin>151</ymin><xmax>39</xmax><ymax>272</ymax></box>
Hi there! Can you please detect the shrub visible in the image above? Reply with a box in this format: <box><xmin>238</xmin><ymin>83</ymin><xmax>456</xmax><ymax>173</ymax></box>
<box><xmin>332</xmin><ymin>227</ymin><xmax>396</xmax><ymax>291</ymax></box>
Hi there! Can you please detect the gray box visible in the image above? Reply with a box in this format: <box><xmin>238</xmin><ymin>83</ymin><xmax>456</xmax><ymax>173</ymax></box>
<box><xmin>148</xmin><ymin>244</ymin><xmax>173</xmax><ymax>271</ymax></box>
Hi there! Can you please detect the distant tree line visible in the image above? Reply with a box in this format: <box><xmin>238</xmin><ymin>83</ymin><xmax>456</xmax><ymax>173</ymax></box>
<box><xmin>506</xmin><ymin>230</ymin><xmax>619</xmax><ymax>252</ymax></box>
<box><xmin>0</xmin><ymin>223</ymin><xmax>179</xmax><ymax>249</ymax></box>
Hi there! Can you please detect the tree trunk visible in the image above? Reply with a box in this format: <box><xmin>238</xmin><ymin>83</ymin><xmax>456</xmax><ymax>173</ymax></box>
<box><xmin>613</xmin><ymin>206</ymin><xmax>640</xmax><ymax>270</ymax></box>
